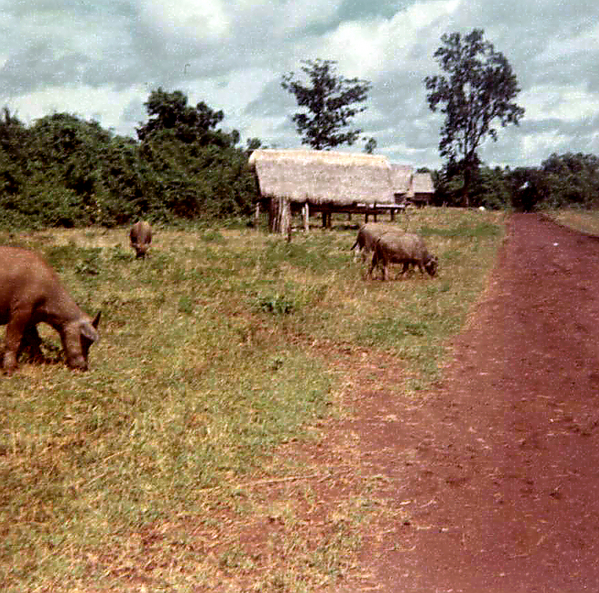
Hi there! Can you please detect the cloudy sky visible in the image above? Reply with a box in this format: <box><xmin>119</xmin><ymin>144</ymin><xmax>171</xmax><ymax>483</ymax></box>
<box><xmin>1</xmin><ymin>0</ymin><xmax>598</xmax><ymax>170</ymax></box>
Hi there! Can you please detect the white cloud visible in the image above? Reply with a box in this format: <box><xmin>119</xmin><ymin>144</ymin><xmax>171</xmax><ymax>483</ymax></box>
<box><xmin>140</xmin><ymin>0</ymin><xmax>230</xmax><ymax>40</ymax></box>
<box><xmin>539</xmin><ymin>20</ymin><xmax>599</xmax><ymax>60</ymax></box>
<box><xmin>10</xmin><ymin>84</ymin><xmax>145</xmax><ymax>136</ymax></box>
<box><xmin>522</xmin><ymin>86</ymin><xmax>599</xmax><ymax>123</ymax></box>
<box><xmin>521</xmin><ymin>130</ymin><xmax>569</xmax><ymax>161</ymax></box>
<box><xmin>321</xmin><ymin>0</ymin><xmax>461</xmax><ymax>76</ymax></box>
<box><xmin>276</xmin><ymin>0</ymin><xmax>341</xmax><ymax>34</ymax></box>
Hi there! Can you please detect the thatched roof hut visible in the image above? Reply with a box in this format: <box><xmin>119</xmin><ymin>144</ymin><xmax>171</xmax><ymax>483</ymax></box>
<box><xmin>412</xmin><ymin>172</ymin><xmax>435</xmax><ymax>205</ymax></box>
<box><xmin>249</xmin><ymin>149</ymin><xmax>395</xmax><ymax>206</ymax></box>
<box><xmin>390</xmin><ymin>164</ymin><xmax>414</xmax><ymax>203</ymax></box>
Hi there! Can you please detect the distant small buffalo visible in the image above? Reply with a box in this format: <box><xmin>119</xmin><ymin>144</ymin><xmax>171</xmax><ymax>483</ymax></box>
<box><xmin>0</xmin><ymin>246</ymin><xmax>100</xmax><ymax>374</ymax></box>
<box><xmin>130</xmin><ymin>221</ymin><xmax>152</xmax><ymax>258</ymax></box>
<box><xmin>369</xmin><ymin>231</ymin><xmax>438</xmax><ymax>281</ymax></box>
<box><xmin>351</xmin><ymin>222</ymin><xmax>402</xmax><ymax>261</ymax></box>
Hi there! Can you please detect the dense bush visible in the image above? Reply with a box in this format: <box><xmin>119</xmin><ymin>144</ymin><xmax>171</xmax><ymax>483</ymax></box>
<box><xmin>1</xmin><ymin>87</ymin><xmax>598</xmax><ymax>228</ymax></box>
<box><xmin>0</xmin><ymin>91</ymin><xmax>260</xmax><ymax>229</ymax></box>
<box><xmin>431</xmin><ymin>152</ymin><xmax>599</xmax><ymax>211</ymax></box>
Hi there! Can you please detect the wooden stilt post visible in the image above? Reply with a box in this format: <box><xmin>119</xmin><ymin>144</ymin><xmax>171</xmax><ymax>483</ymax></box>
<box><xmin>254</xmin><ymin>202</ymin><xmax>261</xmax><ymax>227</ymax></box>
<box><xmin>270</xmin><ymin>197</ymin><xmax>291</xmax><ymax>234</ymax></box>
<box><xmin>303</xmin><ymin>203</ymin><xmax>310</xmax><ymax>232</ymax></box>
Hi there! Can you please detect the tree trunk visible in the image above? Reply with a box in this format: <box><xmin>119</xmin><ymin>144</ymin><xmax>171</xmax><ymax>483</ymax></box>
<box><xmin>463</xmin><ymin>166</ymin><xmax>472</xmax><ymax>208</ymax></box>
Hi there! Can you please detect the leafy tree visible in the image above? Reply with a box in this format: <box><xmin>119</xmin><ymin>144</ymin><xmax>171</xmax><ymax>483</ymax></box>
<box><xmin>541</xmin><ymin>152</ymin><xmax>599</xmax><ymax>208</ymax></box>
<box><xmin>363</xmin><ymin>137</ymin><xmax>377</xmax><ymax>154</ymax></box>
<box><xmin>0</xmin><ymin>93</ymin><xmax>261</xmax><ymax>229</ymax></box>
<box><xmin>424</xmin><ymin>29</ymin><xmax>525</xmax><ymax>205</ymax></box>
<box><xmin>93</xmin><ymin>136</ymin><xmax>152</xmax><ymax>226</ymax></box>
<box><xmin>137</xmin><ymin>88</ymin><xmax>238</xmax><ymax>147</ymax></box>
<box><xmin>23</xmin><ymin>113</ymin><xmax>114</xmax><ymax>225</ymax></box>
<box><xmin>0</xmin><ymin>107</ymin><xmax>27</xmax><ymax>197</ymax></box>
<box><xmin>246</xmin><ymin>137</ymin><xmax>263</xmax><ymax>153</ymax></box>
<box><xmin>507</xmin><ymin>167</ymin><xmax>549</xmax><ymax>212</ymax></box>
<box><xmin>281</xmin><ymin>59</ymin><xmax>372</xmax><ymax>150</ymax></box>
<box><xmin>471</xmin><ymin>166</ymin><xmax>512</xmax><ymax>209</ymax></box>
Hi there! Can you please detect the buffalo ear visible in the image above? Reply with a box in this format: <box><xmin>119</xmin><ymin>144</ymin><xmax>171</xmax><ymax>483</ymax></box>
<box><xmin>80</xmin><ymin>321</ymin><xmax>99</xmax><ymax>343</ymax></box>
<box><xmin>92</xmin><ymin>311</ymin><xmax>101</xmax><ymax>329</ymax></box>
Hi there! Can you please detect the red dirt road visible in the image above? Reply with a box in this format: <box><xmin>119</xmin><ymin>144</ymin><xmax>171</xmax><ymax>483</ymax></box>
<box><xmin>339</xmin><ymin>213</ymin><xmax>599</xmax><ymax>592</ymax></box>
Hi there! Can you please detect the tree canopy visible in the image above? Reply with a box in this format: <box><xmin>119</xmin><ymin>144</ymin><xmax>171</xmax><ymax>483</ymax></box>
<box><xmin>281</xmin><ymin>59</ymin><xmax>372</xmax><ymax>150</ymax></box>
<box><xmin>0</xmin><ymin>89</ymin><xmax>259</xmax><ymax>228</ymax></box>
<box><xmin>136</xmin><ymin>88</ymin><xmax>239</xmax><ymax>147</ymax></box>
<box><xmin>424</xmin><ymin>29</ymin><xmax>525</xmax><ymax>204</ymax></box>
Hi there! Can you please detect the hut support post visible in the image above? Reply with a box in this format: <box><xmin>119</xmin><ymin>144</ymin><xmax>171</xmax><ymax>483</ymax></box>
<box><xmin>254</xmin><ymin>202</ymin><xmax>260</xmax><ymax>227</ymax></box>
<box><xmin>302</xmin><ymin>203</ymin><xmax>309</xmax><ymax>232</ymax></box>
<box><xmin>269</xmin><ymin>197</ymin><xmax>292</xmax><ymax>235</ymax></box>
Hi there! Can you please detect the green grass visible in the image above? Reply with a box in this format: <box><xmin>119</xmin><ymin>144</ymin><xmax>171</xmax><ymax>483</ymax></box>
<box><xmin>0</xmin><ymin>208</ymin><xmax>505</xmax><ymax>591</ymax></box>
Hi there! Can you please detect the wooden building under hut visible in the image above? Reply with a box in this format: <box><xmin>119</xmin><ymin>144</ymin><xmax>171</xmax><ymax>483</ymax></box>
<box><xmin>390</xmin><ymin>164</ymin><xmax>414</xmax><ymax>204</ymax></box>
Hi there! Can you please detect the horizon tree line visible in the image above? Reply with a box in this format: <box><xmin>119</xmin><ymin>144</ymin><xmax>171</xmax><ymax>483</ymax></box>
<box><xmin>0</xmin><ymin>29</ymin><xmax>597</xmax><ymax>228</ymax></box>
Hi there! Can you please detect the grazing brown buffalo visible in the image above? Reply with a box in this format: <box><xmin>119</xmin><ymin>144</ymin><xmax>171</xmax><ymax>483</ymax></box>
<box><xmin>130</xmin><ymin>221</ymin><xmax>152</xmax><ymax>258</ymax></box>
<box><xmin>369</xmin><ymin>231</ymin><xmax>438</xmax><ymax>281</ymax></box>
<box><xmin>351</xmin><ymin>222</ymin><xmax>402</xmax><ymax>261</ymax></box>
<box><xmin>0</xmin><ymin>246</ymin><xmax>100</xmax><ymax>374</ymax></box>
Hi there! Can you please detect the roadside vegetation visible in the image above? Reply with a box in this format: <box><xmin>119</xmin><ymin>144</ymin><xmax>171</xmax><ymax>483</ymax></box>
<box><xmin>546</xmin><ymin>208</ymin><xmax>599</xmax><ymax>236</ymax></box>
<box><xmin>1</xmin><ymin>87</ymin><xmax>598</xmax><ymax>234</ymax></box>
<box><xmin>0</xmin><ymin>207</ymin><xmax>504</xmax><ymax>592</ymax></box>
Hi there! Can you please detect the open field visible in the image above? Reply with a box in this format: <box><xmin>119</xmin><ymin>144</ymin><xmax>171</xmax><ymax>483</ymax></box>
<box><xmin>547</xmin><ymin>208</ymin><xmax>599</xmax><ymax>235</ymax></box>
<box><xmin>0</xmin><ymin>208</ymin><xmax>504</xmax><ymax>592</ymax></box>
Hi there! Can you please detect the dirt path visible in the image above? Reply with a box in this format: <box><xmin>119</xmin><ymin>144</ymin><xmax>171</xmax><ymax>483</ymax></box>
<box><xmin>336</xmin><ymin>213</ymin><xmax>599</xmax><ymax>592</ymax></box>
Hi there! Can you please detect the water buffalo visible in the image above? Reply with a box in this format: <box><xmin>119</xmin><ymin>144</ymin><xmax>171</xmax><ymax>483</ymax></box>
<box><xmin>351</xmin><ymin>222</ymin><xmax>402</xmax><ymax>261</ymax></box>
<box><xmin>0</xmin><ymin>246</ymin><xmax>100</xmax><ymax>374</ymax></box>
<box><xmin>369</xmin><ymin>231</ymin><xmax>438</xmax><ymax>281</ymax></box>
<box><xmin>130</xmin><ymin>221</ymin><xmax>152</xmax><ymax>258</ymax></box>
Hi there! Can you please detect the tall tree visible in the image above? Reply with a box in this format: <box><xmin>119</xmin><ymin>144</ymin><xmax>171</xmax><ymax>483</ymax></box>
<box><xmin>281</xmin><ymin>59</ymin><xmax>372</xmax><ymax>150</ymax></box>
<box><xmin>424</xmin><ymin>29</ymin><xmax>525</xmax><ymax>205</ymax></box>
<box><xmin>0</xmin><ymin>107</ymin><xmax>27</xmax><ymax>196</ymax></box>
<box><xmin>137</xmin><ymin>88</ymin><xmax>237</xmax><ymax>147</ymax></box>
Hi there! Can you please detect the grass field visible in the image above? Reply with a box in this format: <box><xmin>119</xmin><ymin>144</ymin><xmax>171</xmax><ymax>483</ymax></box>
<box><xmin>546</xmin><ymin>208</ymin><xmax>599</xmax><ymax>235</ymax></box>
<box><xmin>0</xmin><ymin>208</ymin><xmax>504</xmax><ymax>592</ymax></box>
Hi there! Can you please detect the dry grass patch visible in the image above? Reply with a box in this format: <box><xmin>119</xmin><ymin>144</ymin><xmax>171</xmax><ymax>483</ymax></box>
<box><xmin>546</xmin><ymin>208</ymin><xmax>599</xmax><ymax>235</ymax></box>
<box><xmin>0</xmin><ymin>209</ymin><xmax>504</xmax><ymax>592</ymax></box>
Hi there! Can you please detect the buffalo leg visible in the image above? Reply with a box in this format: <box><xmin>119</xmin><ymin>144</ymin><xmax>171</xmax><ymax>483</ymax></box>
<box><xmin>3</xmin><ymin>314</ymin><xmax>29</xmax><ymax>374</ymax></box>
<box><xmin>18</xmin><ymin>324</ymin><xmax>44</xmax><ymax>363</ymax></box>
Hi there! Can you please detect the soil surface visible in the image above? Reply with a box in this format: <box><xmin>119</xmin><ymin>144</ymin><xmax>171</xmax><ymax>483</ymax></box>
<box><xmin>332</xmin><ymin>213</ymin><xmax>599</xmax><ymax>592</ymax></box>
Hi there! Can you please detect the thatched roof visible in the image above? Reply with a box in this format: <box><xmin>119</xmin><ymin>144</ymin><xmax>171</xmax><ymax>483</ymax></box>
<box><xmin>249</xmin><ymin>149</ymin><xmax>395</xmax><ymax>206</ymax></box>
<box><xmin>390</xmin><ymin>164</ymin><xmax>414</xmax><ymax>198</ymax></box>
<box><xmin>413</xmin><ymin>172</ymin><xmax>435</xmax><ymax>195</ymax></box>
